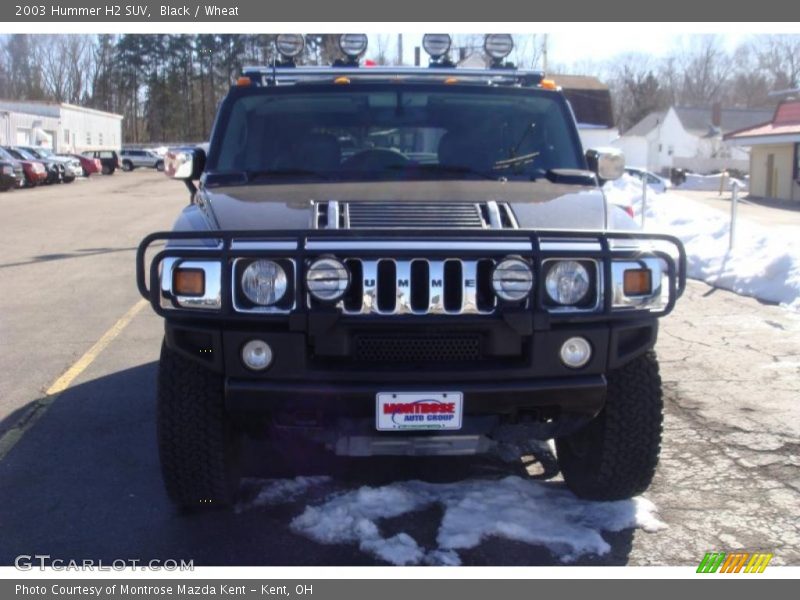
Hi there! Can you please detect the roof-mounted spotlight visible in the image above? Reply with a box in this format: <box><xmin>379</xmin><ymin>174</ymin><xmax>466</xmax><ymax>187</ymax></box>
<box><xmin>275</xmin><ymin>34</ymin><xmax>305</xmax><ymax>65</ymax></box>
<box><xmin>338</xmin><ymin>34</ymin><xmax>368</xmax><ymax>65</ymax></box>
<box><xmin>484</xmin><ymin>34</ymin><xmax>514</xmax><ymax>67</ymax></box>
<box><xmin>422</xmin><ymin>34</ymin><xmax>453</xmax><ymax>66</ymax></box>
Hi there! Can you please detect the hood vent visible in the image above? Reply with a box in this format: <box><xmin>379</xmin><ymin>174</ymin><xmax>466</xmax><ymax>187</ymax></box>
<box><xmin>314</xmin><ymin>201</ymin><xmax>518</xmax><ymax>230</ymax></box>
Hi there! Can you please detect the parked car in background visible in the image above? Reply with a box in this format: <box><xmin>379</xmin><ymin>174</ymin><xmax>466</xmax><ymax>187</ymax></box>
<box><xmin>624</xmin><ymin>167</ymin><xmax>670</xmax><ymax>194</ymax></box>
<box><xmin>17</xmin><ymin>146</ymin><xmax>79</xmax><ymax>183</ymax></box>
<box><xmin>120</xmin><ymin>148</ymin><xmax>165</xmax><ymax>171</ymax></box>
<box><xmin>65</xmin><ymin>153</ymin><xmax>102</xmax><ymax>177</ymax></box>
<box><xmin>6</xmin><ymin>146</ymin><xmax>59</xmax><ymax>183</ymax></box>
<box><xmin>82</xmin><ymin>150</ymin><xmax>120</xmax><ymax>175</ymax></box>
<box><xmin>0</xmin><ymin>147</ymin><xmax>27</xmax><ymax>189</ymax></box>
<box><xmin>2</xmin><ymin>146</ymin><xmax>47</xmax><ymax>186</ymax></box>
<box><xmin>0</xmin><ymin>160</ymin><xmax>19</xmax><ymax>191</ymax></box>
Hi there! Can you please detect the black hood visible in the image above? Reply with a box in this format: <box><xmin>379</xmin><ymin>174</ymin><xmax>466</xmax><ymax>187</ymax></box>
<box><xmin>193</xmin><ymin>180</ymin><xmax>608</xmax><ymax>231</ymax></box>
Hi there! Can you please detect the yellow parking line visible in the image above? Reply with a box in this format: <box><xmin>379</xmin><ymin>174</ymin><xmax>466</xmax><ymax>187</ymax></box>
<box><xmin>46</xmin><ymin>299</ymin><xmax>148</xmax><ymax>395</ymax></box>
<box><xmin>0</xmin><ymin>298</ymin><xmax>148</xmax><ymax>461</ymax></box>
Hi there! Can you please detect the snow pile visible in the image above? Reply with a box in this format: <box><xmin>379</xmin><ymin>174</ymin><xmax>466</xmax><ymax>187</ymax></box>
<box><xmin>605</xmin><ymin>176</ymin><xmax>800</xmax><ymax>311</ymax></box>
<box><xmin>676</xmin><ymin>172</ymin><xmax>747</xmax><ymax>192</ymax></box>
<box><xmin>241</xmin><ymin>475</ymin><xmax>665</xmax><ymax>565</ymax></box>
<box><xmin>236</xmin><ymin>476</ymin><xmax>332</xmax><ymax>512</ymax></box>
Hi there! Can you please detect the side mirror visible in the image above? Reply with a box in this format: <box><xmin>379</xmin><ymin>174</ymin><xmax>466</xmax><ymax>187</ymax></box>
<box><xmin>585</xmin><ymin>147</ymin><xmax>625</xmax><ymax>182</ymax></box>
<box><xmin>164</xmin><ymin>147</ymin><xmax>205</xmax><ymax>180</ymax></box>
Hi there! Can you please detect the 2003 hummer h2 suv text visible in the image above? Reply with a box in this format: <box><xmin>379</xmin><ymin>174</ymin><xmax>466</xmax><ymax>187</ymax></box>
<box><xmin>136</xmin><ymin>34</ymin><xmax>686</xmax><ymax>509</ymax></box>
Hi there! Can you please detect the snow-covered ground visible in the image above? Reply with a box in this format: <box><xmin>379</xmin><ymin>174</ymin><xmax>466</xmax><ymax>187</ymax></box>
<box><xmin>674</xmin><ymin>172</ymin><xmax>747</xmax><ymax>192</ymax></box>
<box><xmin>238</xmin><ymin>475</ymin><xmax>665</xmax><ymax>565</ymax></box>
<box><xmin>606</xmin><ymin>175</ymin><xmax>800</xmax><ymax>311</ymax></box>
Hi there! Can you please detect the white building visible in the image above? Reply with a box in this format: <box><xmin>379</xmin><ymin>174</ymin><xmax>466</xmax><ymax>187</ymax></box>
<box><xmin>0</xmin><ymin>100</ymin><xmax>122</xmax><ymax>153</ymax></box>
<box><xmin>613</xmin><ymin>105</ymin><xmax>773</xmax><ymax>175</ymax></box>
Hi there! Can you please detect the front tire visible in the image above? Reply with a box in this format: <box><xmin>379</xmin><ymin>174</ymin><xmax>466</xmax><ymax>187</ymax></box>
<box><xmin>157</xmin><ymin>342</ymin><xmax>243</xmax><ymax>509</ymax></box>
<box><xmin>556</xmin><ymin>351</ymin><xmax>663</xmax><ymax>500</ymax></box>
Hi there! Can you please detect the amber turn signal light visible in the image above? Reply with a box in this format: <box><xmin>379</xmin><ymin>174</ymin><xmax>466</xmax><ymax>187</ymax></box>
<box><xmin>173</xmin><ymin>268</ymin><xmax>205</xmax><ymax>296</ymax></box>
<box><xmin>623</xmin><ymin>269</ymin><xmax>652</xmax><ymax>296</ymax></box>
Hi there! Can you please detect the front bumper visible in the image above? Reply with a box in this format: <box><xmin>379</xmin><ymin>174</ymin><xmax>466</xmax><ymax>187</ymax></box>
<box><xmin>164</xmin><ymin>316</ymin><xmax>658</xmax><ymax>430</ymax></box>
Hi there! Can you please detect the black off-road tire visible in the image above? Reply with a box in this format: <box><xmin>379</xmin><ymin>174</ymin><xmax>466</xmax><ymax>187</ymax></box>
<box><xmin>555</xmin><ymin>351</ymin><xmax>663</xmax><ymax>500</ymax></box>
<box><xmin>157</xmin><ymin>341</ymin><xmax>243</xmax><ymax>510</ymax></box>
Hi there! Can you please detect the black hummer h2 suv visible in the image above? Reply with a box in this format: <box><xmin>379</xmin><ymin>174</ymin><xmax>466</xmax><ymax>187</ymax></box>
<box><xmin>137</xmin><ymin>34</ymin><xmax>686</xmax><ymax>509</ymax></box>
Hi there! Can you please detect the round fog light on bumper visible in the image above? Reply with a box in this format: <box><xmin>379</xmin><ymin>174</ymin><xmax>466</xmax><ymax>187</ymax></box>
<box><xmin>241</xmin><ymin>339</ymin><xmax>273</xmax><ymax>371</ymax></box>
<box><xmin>560</xmin><ymin>337</ymin><xmax>592</xmax><ymax>369</ymax></box>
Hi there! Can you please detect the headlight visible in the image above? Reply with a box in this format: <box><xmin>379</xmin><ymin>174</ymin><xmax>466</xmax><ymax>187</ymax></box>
<box><xmin>545</xmin><ymin>260</ymin><xmax>590</xmax><ymax>305</ymax></box>
<box><xmin>422</xmin><ymin>34</ymin><xmax>452</xmax><ymax>59</ymax></box>
<box><xmin>492</xmin><ymin>258</ymin><xmax>533</xmax><ymax>302</ymax></box>
<box><xmin>484</xmin><ymin>34</ymin><xmax>514</xmax><ymax>60</ymax></box>
<box><xmin>339</xmin><ymin>34</ymin><xmax>368</xmax><ymax>58</ymax></box>
<box><xmin>275</xmin><ymin>34</ymin><xmax>305</xmax><ymax>58</ymax></box>
<box><xmin>306</xmin><ymin>258</ymin><xmax>349</xmax><ymax>302</ymax></box>
<box><xmin>241</xmin><ymin>260</ymin><xmax>287</xmax><ymax>306</ymax></box>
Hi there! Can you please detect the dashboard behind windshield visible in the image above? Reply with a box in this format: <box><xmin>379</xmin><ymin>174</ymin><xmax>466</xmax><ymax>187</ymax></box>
<box><xmin>208</xmin><ymin>84</ymin><xmax>585</xmax><ymax>184</ymax></box>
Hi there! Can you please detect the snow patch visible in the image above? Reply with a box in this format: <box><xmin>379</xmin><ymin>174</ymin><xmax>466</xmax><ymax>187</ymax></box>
<box><xmin>236</xmin><ymin>476</ymin><xmax>332</xmax><ymax>512</ymax></box>
<box><xmin>241</xmin><ymin>475</ymin><xmax>666</xmax><ymax>565</ymax></box>
<box><xmin>605</xmin><ymin>175</ymin><xmax>800</xmax><ymax>311</ymax></box>
<box><xmin>676</xmin><ymin>172</ymin><xmax>747</xmax><ymax>192</ymax></box>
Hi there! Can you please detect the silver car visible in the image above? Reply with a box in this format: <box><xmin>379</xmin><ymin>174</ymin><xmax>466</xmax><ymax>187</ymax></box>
<box><xmin>120</xmin><ymin>149</ymin><xmax>165</xmax><ymax>172</ymax></box>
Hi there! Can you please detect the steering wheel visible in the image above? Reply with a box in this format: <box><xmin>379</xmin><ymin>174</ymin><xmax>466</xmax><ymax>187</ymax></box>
<box><xmin>341</xmin><ymin>148</ymin><xmax>410</xmax><ymax>171</ymax></box>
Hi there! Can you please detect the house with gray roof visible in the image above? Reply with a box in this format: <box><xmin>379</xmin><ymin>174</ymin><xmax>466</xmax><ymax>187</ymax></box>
<box><xmin>612</xmin><ymin>104</ymin><xmax>773</xmax><ymax>174</ymax></box>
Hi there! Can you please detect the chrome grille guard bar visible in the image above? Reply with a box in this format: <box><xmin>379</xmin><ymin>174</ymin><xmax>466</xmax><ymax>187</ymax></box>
<box><xmin>137</xmin><ymin>229</ymin><xmax>686</xmax><ymax>322</ymax></box>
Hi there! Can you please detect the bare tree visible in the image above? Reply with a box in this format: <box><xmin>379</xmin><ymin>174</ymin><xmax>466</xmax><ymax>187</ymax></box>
<box><xmin>511</xmin><ymin>35</ymin><xmax>543</xmax><ymax>70</ymax></box>
<box><xmin>668</xmin><ymin>35</ymin><xmax>732</xmax><ymax>106</ymax></box>
<box><xmin>752</xmin><ymin>34</ymin><xmax>800</xmax><ymax>91</ymax></box>
<box><xmin>371</xmin><ymin>34</ymin><xmax>391</xmax><ymax>65</ymax></box>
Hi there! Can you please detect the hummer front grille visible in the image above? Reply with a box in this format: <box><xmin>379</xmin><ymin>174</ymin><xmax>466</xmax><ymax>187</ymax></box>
<box><xmin>332</xmin><ymin>258</ymin><xmax>498</xmax><ymax>315</ymax></box>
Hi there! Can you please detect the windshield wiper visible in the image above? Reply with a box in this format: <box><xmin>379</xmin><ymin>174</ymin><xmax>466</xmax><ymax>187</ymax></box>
<box><xmin>493</xmin><ymin>151</ymin><xmax>540</xmax><ymax>170</ymax></box>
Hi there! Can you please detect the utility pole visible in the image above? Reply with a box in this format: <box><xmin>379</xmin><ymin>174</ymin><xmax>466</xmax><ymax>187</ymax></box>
<box><xmin>397</xmin><ymin>34</ymin><xmax>403</xmax><ymax>66</ymax></box>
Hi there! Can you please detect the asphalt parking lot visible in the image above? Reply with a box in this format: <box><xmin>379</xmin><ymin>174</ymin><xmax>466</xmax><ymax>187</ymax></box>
<box><xmin>0</xmin><ymin>171</ymin><xmax>798</xmax><ymax>566</ymax></box>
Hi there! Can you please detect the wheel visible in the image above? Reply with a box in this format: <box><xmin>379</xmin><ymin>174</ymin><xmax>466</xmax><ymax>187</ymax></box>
<box><xmin>555</xmin><ymin>351</ymin><xmax>663</xmax><ymax>500</ymax></box>
<box><xmin>122</xmin><ymin>160</ymin><xmax>134</xmax><ymax>172</ymax></box>
<box><xmin>101</xmin><ymin>164</ymin><xmax>112</xmax><ymax>175</ymax></box>
<box><xmin>63</xmin><ymin>175</ymin><xmax>75</xmax><ymax>184</ymax></box>
<box><xmin>155</xmin><ymin>160</ymin><xmax>164</xmax><ymax>172</ymax></box>
<box><xmin>157</xmin><ymin>341</ymin><xmax>243</xmax><ymax>509</ymax></box>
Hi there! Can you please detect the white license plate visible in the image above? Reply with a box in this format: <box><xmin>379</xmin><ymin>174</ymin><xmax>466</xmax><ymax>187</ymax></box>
<box><xmin>376</xmin><ymin>392</ymin><xmax>463</xmax><ymax>431</ymax></box>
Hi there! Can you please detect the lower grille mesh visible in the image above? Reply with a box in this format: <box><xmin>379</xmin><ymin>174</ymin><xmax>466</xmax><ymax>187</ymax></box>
<box><xmin>354</xmin><ymin>334</ymin><xmax>482</xmax><ymax>363</ymax></box>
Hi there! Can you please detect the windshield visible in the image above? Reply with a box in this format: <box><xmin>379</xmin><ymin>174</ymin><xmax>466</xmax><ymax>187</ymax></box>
<box><xmin>208</xmin><ymin>85</ymin><xmax>584</xmax><ymax>184</ymax></box>
<box><xmin>11</xmin><ymin>148</ymin><xmax>37</xmax><ymax>160</ymax></box>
